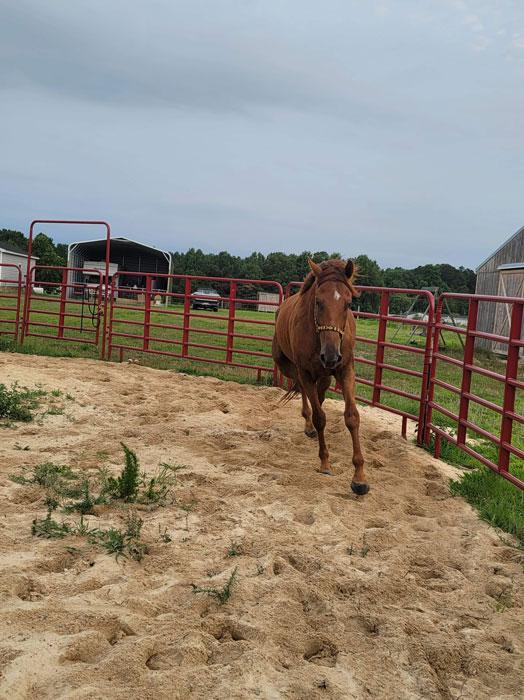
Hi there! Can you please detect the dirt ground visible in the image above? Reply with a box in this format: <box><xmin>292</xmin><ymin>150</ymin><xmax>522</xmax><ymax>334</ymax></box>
<box><xmin>0</xmin><ymin>353</ymin><xmax>522</xmax><ymax>700</ymax></box>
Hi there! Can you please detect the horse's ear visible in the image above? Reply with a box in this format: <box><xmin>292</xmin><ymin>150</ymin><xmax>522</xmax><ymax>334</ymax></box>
<box><xmin>308</xmin><ymin>258</ymin><xmax>322</xmax><ymax>277</ymax></box>
<box><xmin>345</xmin><ymin>259</ymin><xmax>355</xmax><ymax>279</ymax></box>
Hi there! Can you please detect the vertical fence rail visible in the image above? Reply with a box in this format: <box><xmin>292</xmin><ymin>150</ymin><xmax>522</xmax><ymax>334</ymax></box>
<box><xmin>499</xmin><ymin>302</ymin><xmax>524</xmax><ymax>475</ymax></box>
<box><xmin>0</xmin><ymin>263</ymin><xmax>22</xmax><ymax>341</ymax></box>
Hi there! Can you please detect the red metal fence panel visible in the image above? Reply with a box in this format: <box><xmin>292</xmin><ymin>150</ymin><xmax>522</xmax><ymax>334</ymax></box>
<box><xmin>425</xmin><ymin>292</ymin><xmax>524</xmax><ymax>489</ymax></box>
<box><xmin>0</xmin><ymin>263</ymin><xmax>22</xmax><ymax>341</ymax></box>
<box><xmin>22</xmin><ymin>266</ymin><xmax>103</xmax><ymax>349</ymax></box>
<box><xmin>107</xmin><ymin>272</ymin><xmax>283</xmax><ymax>384</ymax></box>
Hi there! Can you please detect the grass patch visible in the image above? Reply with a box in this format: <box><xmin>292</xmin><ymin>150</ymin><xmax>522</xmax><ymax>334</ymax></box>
<box><xmin>450</xmin><ymin>465</ymin><xmax>524</xmax><ymax>547</ymax></box>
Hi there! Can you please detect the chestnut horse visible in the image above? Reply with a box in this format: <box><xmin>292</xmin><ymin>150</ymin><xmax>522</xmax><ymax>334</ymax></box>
<box><xmin>272</xmin><ymin>258</ymin><xmax>368</xmax><ymax>495</ymax></box>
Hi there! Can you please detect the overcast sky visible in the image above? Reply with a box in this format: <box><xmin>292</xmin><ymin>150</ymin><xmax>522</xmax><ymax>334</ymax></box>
<box><xmin>1</xmin><ymin>1</ymin><xmax>524</xmax><ymax>268</ymax></box>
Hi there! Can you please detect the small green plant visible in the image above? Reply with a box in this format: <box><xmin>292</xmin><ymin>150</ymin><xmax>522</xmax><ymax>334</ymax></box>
<box><xmin>179</xmin><ymin>500</ymin><xmax>196</xmax><ymax>531</ymax></box>
<box><xmin>227</xmin><ymin>541</ymin><xmax>243</xmax><ymax>557</ymax></box>
<box><xmin>32</xmin><ymin>507</ymin><xmax>71</xmax><ymax>539</ymax></box>
<box><xmin>102</xmin><ymin>443</ymin><xmax>141</xmax><ymax>502</ymax></box>
<box><xmin>10</xmin><ymin>462</ymin><xmax>77</xmax><ymax>491</ymax></box>
<box><xmin>158</xmin><ymin>525</ymin><xmax>172</xmax><ymax>543</ymax></box>
<box><xmin>46</xmin><ymin>406</ymin><xmax>64</xmax><ymax>416</ymax></box>
<box><xmin>91</xmin><ymin>511</ymin><xmax>148</xmax><ymax>562</ymax></box>
<box><xmin>191</xmin><ymin>567</ymin><xmax>238</xmax><ymax>605</ymax></box>
<box><xmin>140</xmin><ymin>462</ymin><xmax>185</xmax><ymax>504</ymax></box>
<box><xmin>51</xmin><ymin>389</ymin><xmax>62</xmax><ymax>397</ymax></box>
<box><xmin>63</xmin><ymin>479</ymin><xmax>98</xmax><ymax>515</ymax></box>
<box><xmin>0</xmin><ymin>382</ymin><xmax>45</xmax><ymax>423</ymax></box>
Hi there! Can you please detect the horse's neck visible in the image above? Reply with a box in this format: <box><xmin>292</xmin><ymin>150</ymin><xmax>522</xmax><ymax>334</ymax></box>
<box><xmin>300</xmin><ymin>285</ymin><xmax>316</xmax><ymax>324</ymax></box>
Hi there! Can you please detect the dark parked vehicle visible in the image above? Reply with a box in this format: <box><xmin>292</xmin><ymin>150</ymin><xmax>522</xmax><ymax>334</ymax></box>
<box><xmin>191</xmin><ymin>288</ymin><xmax>221</xmax><ymax>311</ymax></box>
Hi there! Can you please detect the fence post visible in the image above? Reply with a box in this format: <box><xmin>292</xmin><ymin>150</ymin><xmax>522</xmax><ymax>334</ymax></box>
<box><xmin>424</xmin><ymin>295</ymin><xmax>443</xmax><ymax>446</ymax></box>
<box><xmin>143</xmin><ymin>276</ymin><xmax>152</xmax><ymax>351</ymax></box>
<box><xmin>498</xmin><ymin>301</ymin><xmax>523</xmax><ymax>474</ymax></box>
<box><xmin>372</xmin><ymin>290</ymin><xmax>389</xmax><ymax>406</ymax></box>
<box><xmin>182</xmin><ymin>277</ymin><xmax>191</xmax><ymax>358</ymax></box>
<box><xmin>57</xmin><ymin>268</ymin><xmax>68</xmax><ymax>339</ymax></box>
<box><xmin>272</xmin><ymin>287</ymin><xmax>283</xmax><ymax>386</ymax></box>
<box><xmin>226</xmin><ymin>281</ymin><xmax>237</xmax><ymax>364</ymax></box>
<box><xmin>417</xmin><ymin>291</ymin><xmax>435</xmax><ymax>445</ymax></box>
<box><xmin>456</xmin><ymin>298</ymin><xmax>479</xmax><ymax>447</ymax></box>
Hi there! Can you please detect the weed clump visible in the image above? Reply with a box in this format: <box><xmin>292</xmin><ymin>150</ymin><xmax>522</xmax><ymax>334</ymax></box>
<box><xmin>0</xmin><ymin>383</ymin><xmax>45</xmax><ymax>423</ymax></box>
<box><xmin>91</xmin><ymin>512</ymin><xmax>148</xmax><ymax>561</ymax></box>
<box><xmin>191</xmin><ymin>567</ymin><xmax>238</xmax><ymax>605</ymax></box>
<box><xmin>102</xmin><ymin>443</ymin><xmax>141</xmax><ymax>502</ymax></box>
<box><xmin>32</xmin><ymin>506</ymin><xmax>71</xmax><ymax>539</ymax></box>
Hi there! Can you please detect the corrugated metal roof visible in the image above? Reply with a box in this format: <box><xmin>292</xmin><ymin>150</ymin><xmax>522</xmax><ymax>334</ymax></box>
<box><xmin>476</xmin><ymin>225</ymin><xmax>524</xmax><ymax>272</ymax></box>
<box><xmin>497</xmin><ymin>262</ymin><xmax>524</xmax><ymax>271</ymax></box>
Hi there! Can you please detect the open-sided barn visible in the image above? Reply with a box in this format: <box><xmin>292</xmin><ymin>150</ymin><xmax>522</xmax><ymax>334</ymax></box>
<box><xmin>67</xmin><ymin>236</ymin><xmax>172</xmax><ymax>297</ymax></box>
<box><xmin>476</xmin><ymin>225</ymin><xmax>524</xmax><ymax>353</ymax></box>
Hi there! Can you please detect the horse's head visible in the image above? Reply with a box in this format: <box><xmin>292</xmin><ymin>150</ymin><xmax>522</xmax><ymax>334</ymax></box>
<box><xmin>306</xmin><ymin>258</ymin><xmax>358</xmax><ymax>369</ymax></box>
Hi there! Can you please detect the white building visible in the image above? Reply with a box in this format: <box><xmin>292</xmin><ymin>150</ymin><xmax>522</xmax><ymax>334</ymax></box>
<box><xmin>0</xmin><ymin>242</ymin><xmax>38</xmax><ymax>286</ymax></box>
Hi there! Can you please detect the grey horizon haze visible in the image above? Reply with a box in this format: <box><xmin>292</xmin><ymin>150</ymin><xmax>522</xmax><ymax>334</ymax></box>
<box><xmin>1</xmin><ymin>0</ymin><xmax>524</xmax><ymax>269</ymax></box>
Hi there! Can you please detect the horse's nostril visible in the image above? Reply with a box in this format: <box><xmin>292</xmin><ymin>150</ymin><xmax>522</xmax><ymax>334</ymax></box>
<box><xmin>320</xmin><ymin>353</ymin><xmax>326</xmax><ymax>363</ymax></box>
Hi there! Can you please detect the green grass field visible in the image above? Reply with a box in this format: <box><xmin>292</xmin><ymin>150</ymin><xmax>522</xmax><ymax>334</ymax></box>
<box><xmin>1</xmin><ymin>289</ymin><xmax>523</xmax><ymax>485</ymax></box>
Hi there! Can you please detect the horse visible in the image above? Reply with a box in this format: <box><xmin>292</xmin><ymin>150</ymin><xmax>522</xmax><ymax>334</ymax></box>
<box><xmin>272</xmin><ymin>258</ymin><xmax>369</xmax><ymax>495</ymax></box>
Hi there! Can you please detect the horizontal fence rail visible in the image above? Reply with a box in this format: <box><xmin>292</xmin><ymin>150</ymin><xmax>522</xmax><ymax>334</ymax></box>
<box><xmin>0</xmin><ymin>263</ymin><xmax>22</xmax><ymax>340</ymax></box>
<box><xmin>426</xmin><ymin>292</ymin><xmax>524</xmax><ymax>489</ymax></box>
<box><xmin>1</xmin><ymin>261</ymin><xmax>523</xmax><ymax>490</ymax></box>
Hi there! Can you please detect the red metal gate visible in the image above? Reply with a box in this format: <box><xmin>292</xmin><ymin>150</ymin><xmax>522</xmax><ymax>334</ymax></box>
<box><xmin>107</xmin><ymin>272</ymin><xmax>283</xmax><ymax>384</ymax></box>
<box><xmin>22</xmin><ymin>266</ymin><xmax>104</xmax><ymax>350</ymax></box>
<box><xmin>21</xmin><ymin>220</ymin><xmax>111</xmax><ymax>358</ymax></box>
<box><xmin>425</xmin><ymin>292</ymin><xmax>524</xmax><ymax>489</ymax></box>
<box><xmin>0</xmin><ymin>263</ymin><xmax>22</xmax><ymax>341</ymax></box>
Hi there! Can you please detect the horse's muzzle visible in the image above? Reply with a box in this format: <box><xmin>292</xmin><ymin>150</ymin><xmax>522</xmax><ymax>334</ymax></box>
<box><xmin>320</xmin><ymin>351</ymin><xmax>342</xmax><ymax>369</ymax></box>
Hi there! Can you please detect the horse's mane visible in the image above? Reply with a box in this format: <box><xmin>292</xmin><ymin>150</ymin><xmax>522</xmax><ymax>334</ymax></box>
<box><xmin>300</xmin><ymin>259</ymin><xmax>360</xmax><ymax>297</ymax></box>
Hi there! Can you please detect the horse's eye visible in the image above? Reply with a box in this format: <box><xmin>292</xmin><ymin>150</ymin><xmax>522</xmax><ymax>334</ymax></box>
<box><xmin>346</xmin><ymin>301</ymin><xmax>352</xmax><ymax>309</ymax></box>
<box><xmin>316</xmin><ymin>300</ymin><xmax>323</xmax><ymax>310</ymax></box>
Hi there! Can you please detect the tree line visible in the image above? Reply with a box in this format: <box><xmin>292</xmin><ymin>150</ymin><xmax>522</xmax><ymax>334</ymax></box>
<box><xmin>1</xmin><ymin>228</ymin><xmax>475</xmax><ymax>313</ymax></box>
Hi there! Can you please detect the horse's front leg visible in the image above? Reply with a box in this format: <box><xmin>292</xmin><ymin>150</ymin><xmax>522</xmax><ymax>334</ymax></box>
<box><xmin>339</xmin><ymin>371</ymin><xmax>369</xmax><ymax>495</ymax></box>
<box><xmin>299</xmin><ymin>371</ymin><xmax>332</xmax><ymax>475</ymax></box>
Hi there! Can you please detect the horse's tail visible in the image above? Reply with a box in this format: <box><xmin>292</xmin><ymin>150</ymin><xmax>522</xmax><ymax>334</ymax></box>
<box><xmin>280</xmin><ymin>381</ymin><xmax>301</xmax><ymax>404</ymax></box>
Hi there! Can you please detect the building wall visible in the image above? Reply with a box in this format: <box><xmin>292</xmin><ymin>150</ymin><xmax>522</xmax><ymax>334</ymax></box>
<box><xmin>475</xmin><ymin>227</ymin><xmax>524</xmax><ymax>350</ymax></box>
<box><xmin>0</xmin><ymin>251</ymin><xmax>37</xmax><ymax>285</ymax></box>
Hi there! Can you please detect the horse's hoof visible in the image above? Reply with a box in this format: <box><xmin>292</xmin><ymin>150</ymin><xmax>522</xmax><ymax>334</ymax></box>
<box><xmin>316</xmin><ymin>467</ymin><xmax>333</xmax><ymax>476</ymax></box>
<box><xmin>305</xmin><ymin>429</ymin><xmax>317</xmax><ymax>438</ymax></box>
<box><xmin>351</xmin><ymin>481</ymin><xmax>370</xmax><ymax>495</ymax></box>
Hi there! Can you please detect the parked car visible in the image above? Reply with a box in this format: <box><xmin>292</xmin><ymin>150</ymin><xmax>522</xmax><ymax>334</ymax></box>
<box><xmin>191</xmin><ymin>288</ymin><xmax>221</xmax><ymax>311</ymax></box>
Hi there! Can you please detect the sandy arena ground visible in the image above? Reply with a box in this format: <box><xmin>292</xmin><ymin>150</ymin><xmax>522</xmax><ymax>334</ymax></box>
<box><xmin>0</xmin><ymin>353</ymin><xmax>522</xmax><ymax>699</ymax></box>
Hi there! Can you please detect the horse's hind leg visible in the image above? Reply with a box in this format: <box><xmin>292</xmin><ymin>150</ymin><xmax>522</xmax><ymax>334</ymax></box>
<box><xmin>299</xmin><ymin>370</ymin><xmax>332</xmax><ymax>475</ymax></box>
<box><xmin>273</xmin><ymin>338</ymin><xmax>316</xmax><ymax>438</ymax></box>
